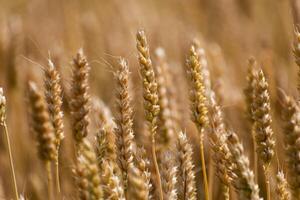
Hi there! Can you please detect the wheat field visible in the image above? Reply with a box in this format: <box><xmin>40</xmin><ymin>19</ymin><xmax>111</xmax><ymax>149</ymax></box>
<box><xmin>1</xmin><ymin>0</ymin><xmax>300</xmax><ymax>200</ymax></box>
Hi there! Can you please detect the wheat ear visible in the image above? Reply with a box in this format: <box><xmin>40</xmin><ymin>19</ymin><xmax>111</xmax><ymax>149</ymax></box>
<box><xmin>101</xmin><ymin>160</ymin><xmax>125</xmax><ymax>200</ymax></box>
<box><xmin>0</xmin><ymin>88</ymin><xmax>19</xmax><ymax>200</ymax></box>
<box><xmin>114</xmin><ymin>58</ymin><xmax>135</xmax><ymax>192</ymax></box>
<box><xmin>127</xmin><ymin>146</ymin><xmax>152</xmax><ymax>200</ymax></box>
<box><xmin>27</xmin><ymin>81</ymin><xmax>56</xmax><ymax>200</ymax></box>
<box><xmin>177</xmin><ymin>131</ymin><xmax>197</xmax><ymax>200</ymax></box>
<box><xmin>186</xmin><ymin>44</ymin><xmax>209</xmax><ymax>200</ymax></box>
<box><xmin>293</xmin><ymin>27</ymin><xmax>300</xmax><ymax>96</ymax></box>
<box><xmin>160</xmin><ymin>151</ymin><xmax>178</xmax><ymax>200</ymax></box>
<box><xmin>244</xmin><ymin>57</ymin><xmax>258</xmax><ymax>182</ymax></box>
<box><xmin>69</xmin><ymin>49</ymin><xmax>90</xmax><ymax>144</ymax></box>
<box><xmin>154</xmin><ymin>48</ymin><xmax>174</xmax><ymax>150</ymax></box>
<box><xmin>136</xmin><ymin>29</ymin><xmax>163</xmax><ymax>200</ymax></box>
<box><xmin>209</xmin><ymin>94</ymin><xmax>232</xmax><ymax>200</ymax></box>
<box><xmin>252</xmin><ymin>69</ymin><xmax>275</xmax><ymax>200</ymax></box>
<box><xmin>278</xmin><ymin>89</ymin><xmax>300</xmax><ymax>198</ymax></box>
<box><xmin>276</xmin><ymin>171</ymin><xmax>291</xmax><ymax>200</ymax></box>
<box><xmin>74</xmin><ymin>139</ymin><xmax>103</xmax><ymax>200</ymax></box>
<box><xmin>227</xmin><ymin>131</ymin><xmax>261</xmax><ymax>200</ymax></box>
<box><xmin>44</xmin><ymin>59</ymin><xmax>64</xmax><ymax>194</ymax></box>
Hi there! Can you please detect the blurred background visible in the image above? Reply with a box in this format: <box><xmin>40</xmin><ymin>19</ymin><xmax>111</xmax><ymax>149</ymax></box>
<box><xmin>0</xmin><ymin>0</ymin><xmax>299</xmax><ymax>199</ymax></box>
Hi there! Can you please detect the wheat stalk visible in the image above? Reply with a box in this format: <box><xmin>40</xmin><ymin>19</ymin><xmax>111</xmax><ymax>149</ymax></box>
<box><xmin>252</xmin><ymin>69</ymin><xmax>275</xmax><ymax>200</ymax></box>
<box><xmin>44</xmin><ymin>59</ymin><xmax>64</xmax><ymax>194</ymax></box>
<box><xmin>0</xmin><ymin>88</ymin><xmax>19</xmax><ymax>200</ymax></box>
<box><xmin>114</xmin><ymin>58</ymin><xmax>135</xmax><ymax>193</ymax></box>
<box><xmin>136</xmin><ymin>29</ymin><xmax>163</xmax><ymax>200</ymax></box>
<box><xmin>186</xmin><ymin>44</ymin><xmax>209</xmax><ymax>200</ymax></box>
<box><xmin>27</xmin><ymin>81</ymin><xmax>56</xmax><ymax>200</ymax></box>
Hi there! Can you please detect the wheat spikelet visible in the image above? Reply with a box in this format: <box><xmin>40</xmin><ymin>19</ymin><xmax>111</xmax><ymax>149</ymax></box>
<box><xmin>279</xmin><ymin>89</ymin><xmax>300</xmax><ymax>197</ymax></box>
<box><xmin>252</xmin><ymin>69</ymin><xmax>275</xmax><ymax>166</ymax></box>
<box><xmin>160</xmin><ymin>151</ymin><xmax>178</xmax><ymax>200</ymax></box>
<box><xmin>70</xmin><ymin>49</ymin><xmax>90</xmax><ymax>143</ymax></box>
<box><xmin>74</xmin><ymin>139</ymin><xmax>103</xmax><ymax>200</ymax></box>
<box><xmin>114</xmin><ymin>58</ymin><xmax>135</xmax><ymax>189</ymax></box>
<box><xmin>276</xmin><ymin>171</ymin><xmax>291</xmax><ymax>200</ymax></box>
<box><xmin>177</xmin><ymin>131</ymin><xmax>197</xmax><ymax>200</ymax></box>
<box><xmin>27</xmin><ymin>81</ymin><xmax>56</xmax><ymax>162</ymax></box>
<box><xmin>136</xmin><ymin>29</ymin><xmax>162</xmax><ymax>200</ymax></box>
<box><xmin>227</xmin><ymin>131</ymin><xmax>261</xmax><ymax>200</ymax></box>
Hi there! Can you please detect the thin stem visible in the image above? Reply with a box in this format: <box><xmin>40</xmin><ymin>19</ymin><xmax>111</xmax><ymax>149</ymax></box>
<box><xmin>264</xmin><ymin>166</ymin><xmax>270</xmax><ymax>200</ymax></box>
<box><xmin>55</xmin><ymin>152</ymin><xmax>61</xmax><ymax>194</ymax></box>
<box><xmin>46</xmin><ymin>161</ymin><xmax>53</xmax><ymax>200</ymax></box>
<box><xmin>151</xmin><ymin>134</ymin><xmax>163</xmax><ymax>200</ymax></box>
<box><xmin>251</xmin><ymin>125</ymin><xmax>258</xmax><ymax>183</ymax></box>
<box><xmin>3</xmin><ymin>123</ymin><xmax>19</xmax><ymax>200</ymax></box>
<box><xmin>199</xmin><ymin>132</ymin><xmax>209</xmax><ymax>200</ymax></box>
<box><xmin>208</xmin><ymin>150</ymin><xmax>214</xmax><ymax>199</ymax></box>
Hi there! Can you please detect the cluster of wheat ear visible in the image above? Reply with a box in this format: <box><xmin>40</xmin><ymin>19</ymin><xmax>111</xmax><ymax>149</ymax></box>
<box><xmin>4</xmin><ymin>26</ymin><xmax>300</xmax><ymax>200</ymax></box>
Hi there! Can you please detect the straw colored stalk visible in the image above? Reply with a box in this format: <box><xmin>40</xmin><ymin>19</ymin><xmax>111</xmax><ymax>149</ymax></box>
<box><xmin>0</xmin><ymin>88</ymin><xmax>19</xmax><ymax>200</ymax></box>
<box><xmin>44</xmin><ymin>59</ymin><xmax>64</xmax><ymax>193</ymax></box>
<box><xmin>69</xmin><ymin>49</ymin><xmax>90</xmax><ymax>144</ymax></box>
<box><xmin>186</xmin><ymin>44</ymin><xmax>209</xmax><ymax>200</ymax></box>
<box><xmin>27</xmin><ymin>81</ymin><xmax>56</xmax><ymax>200</ymax></box>
<box><xmin>136</xmin><ymin>29</ymin><xmax>163</xmax><ymax>200</ymax></box>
